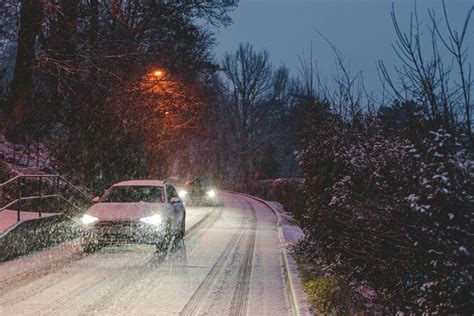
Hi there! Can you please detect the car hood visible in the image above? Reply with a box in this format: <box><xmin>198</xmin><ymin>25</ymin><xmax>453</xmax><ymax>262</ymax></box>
<box><xmin>85</xmin><ymin>202</ymin><xmax>166</xmax><ymax>221</ymax></box>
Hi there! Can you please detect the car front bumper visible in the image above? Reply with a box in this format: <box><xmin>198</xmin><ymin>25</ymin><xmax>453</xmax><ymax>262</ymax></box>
<box><xmin>82</xmin><ymin>220</ymin><xmax>167</xmax><ymax>245</ymax></box>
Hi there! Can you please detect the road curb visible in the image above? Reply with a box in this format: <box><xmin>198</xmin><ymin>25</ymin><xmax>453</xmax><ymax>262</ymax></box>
<box><xmin>224</xmin><ymin>191</ymin><xmax>312</xmax><ymax>316</ymax></box>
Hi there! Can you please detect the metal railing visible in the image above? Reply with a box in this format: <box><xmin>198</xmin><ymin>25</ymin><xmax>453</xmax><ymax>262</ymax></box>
<box><xmin>0</xmin><ymin>175</ymin><xmax>92</xmax><ymax>222</ymax></box>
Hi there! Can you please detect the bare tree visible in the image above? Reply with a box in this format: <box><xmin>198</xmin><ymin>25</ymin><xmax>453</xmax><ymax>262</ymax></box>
<box><xmin>296</xmin><ymin>44</ymin><xmax>332</xmax><ymax>102</ymax></box>
<box><xmin>378</xmin><ymin>5</ymin><xmax>441</xmax><ymax>122</ymax></box>
<box><xmin>222</xmin><ymin>43</ymin><xmax>289</xmax><ymax>182</ymax></box>
<box><xmin>5</xmin><ymin>0</ymin><xmax>43</xmax><ymax>143</ymax></box>
<box><xmin>429</xmin><ymin>0</ymin><xmax>473</xmax><ymax>136</ymax></box>
<box><xmin>307</xmin><ymin>31</ymin><xmax>368</xmax><ymax>121</ymax></box>
<box><xmin>378</xmin><ymin>2</ymin><xmax>473</xmax><ymax>134</ymax></box>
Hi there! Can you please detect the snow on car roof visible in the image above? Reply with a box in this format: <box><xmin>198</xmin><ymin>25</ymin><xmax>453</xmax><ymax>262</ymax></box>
<box><xmin>112</xmin><ymin>180</ymin><xmax>165</xmax><ymax>187</ymax></box>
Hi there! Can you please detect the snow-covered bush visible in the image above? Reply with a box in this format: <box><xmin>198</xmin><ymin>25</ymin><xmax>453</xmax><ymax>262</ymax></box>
<box><xmin>404</xmin><ymin>130</ymin><xmax>473</xmax><ymax>313</ymax></box>
<box><xmin>300</xmin><ymin>103</ymin><xmax>473</xmax><ymax>313</ymax></box>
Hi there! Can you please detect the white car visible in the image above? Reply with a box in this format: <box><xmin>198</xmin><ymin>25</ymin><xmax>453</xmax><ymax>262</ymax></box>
<box><xmin>79</xmin><ymin>180</ymin><xmax>185</xmax><ymax>251</ymax></box>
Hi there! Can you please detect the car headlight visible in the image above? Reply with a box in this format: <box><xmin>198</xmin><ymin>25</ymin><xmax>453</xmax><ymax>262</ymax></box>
<box><xmin>139</xmin><ymin>214</ymin><xmax>162</xmax><ymax>225</ymax></box>
<box><xmin>80</xmin><ymin>214</ymin><xmax>98</xmax><ymax>225</ymax></box>
<box><xmin>206</xmin><ymin>190</ymin><xmax>216</xmax><ymax>198</ymax></box>
<box><xmin>178</xmin><ymin>190</ymin><xmax>188</xmax><ymax>198</ymax></box>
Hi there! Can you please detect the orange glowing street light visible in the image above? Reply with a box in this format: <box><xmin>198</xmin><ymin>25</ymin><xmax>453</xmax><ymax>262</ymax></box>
<box><xmin>154</xmin><ymin>70</ymin><xmax>164</xmax><ymax>77</ymax></box>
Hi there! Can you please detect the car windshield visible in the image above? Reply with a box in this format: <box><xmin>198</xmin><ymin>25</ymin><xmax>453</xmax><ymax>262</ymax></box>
<box><xmin>102</xmin><ymin>186</ymin><xmax>163</xmax><ymax>203</ymax></box>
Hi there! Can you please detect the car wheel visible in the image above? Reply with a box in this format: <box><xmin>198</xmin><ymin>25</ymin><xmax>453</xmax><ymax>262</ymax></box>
<box><xmin>176</xmin><ymin>217</ymin><xmax>185</xmax><ymax>240</ymax></box>
<box><xmin>155</xmin><ymin>241</ymin><xmax>166</xmax><ymax>252</ymax></box>
<box><xmin>156</xmin><ymin>220</ymin><xmax>173</xmax><ymax>251</ymax></box>
<box><xmin>83</xmin><ymin>242</ymin><xmax>100</xmax><ymax>253</ymax></box>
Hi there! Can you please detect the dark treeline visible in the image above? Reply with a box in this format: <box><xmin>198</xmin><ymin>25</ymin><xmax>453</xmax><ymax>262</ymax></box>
<box><xmin>0</xmin><ymin>0</ymin><xmax>237</xmax><ymax>190</ymax></box>
<box><xmin>0</xmin><ymin>0</ymin><xmax>473</xmax><ymax>313</ymax></box>
<box><xmin>0</xmin><ymin>0</ymin><xmax>299</xmax><ymax>190</ymax></box>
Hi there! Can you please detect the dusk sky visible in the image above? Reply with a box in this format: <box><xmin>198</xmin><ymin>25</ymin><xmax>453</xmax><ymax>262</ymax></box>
<box><xmin>215</xmin><ymin>0</ymin><xmax>474</xmax><ymax>94</ymax></box>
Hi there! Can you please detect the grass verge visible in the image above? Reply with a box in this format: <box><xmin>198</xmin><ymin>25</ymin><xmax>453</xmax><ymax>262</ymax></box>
<box><xmin>294</xmin><ymin>251</ymin><xmax>353</xmax><ymax>315</ymax></box>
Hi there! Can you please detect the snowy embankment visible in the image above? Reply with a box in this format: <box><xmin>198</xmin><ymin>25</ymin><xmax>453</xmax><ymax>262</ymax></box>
<box><xmin>0</xmin><ymin>213</ymin><xmax>79</xmax><ymax>262</ymax></box>
<box><xmin>0</xmin><ymin>210</ymin><xmax>58</xmax><ymax>234</ymax></box>
<box><xmin>0</xmin><ymin>132</ymin><xmax>86</xmax><ymax>261</ymax></box>
<box><xmin>267</xmin><ymin>201</ymin><xmax>312</xmax><ymax>316</ymax></box>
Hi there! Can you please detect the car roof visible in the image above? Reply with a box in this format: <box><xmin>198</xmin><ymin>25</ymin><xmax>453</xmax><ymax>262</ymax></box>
<box><xmin>112</xmin><ymin>180</ymin><xmax>166</xmax><ymax>187</ymax></box>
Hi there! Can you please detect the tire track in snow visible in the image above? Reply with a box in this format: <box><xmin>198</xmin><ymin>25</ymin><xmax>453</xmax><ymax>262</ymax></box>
<box><xmin>36</xmin><ymin>252</ymin><xmax>155</xmax><ymax>314</ymax></box>
<box><xmin>183</xmin><ymin>206</ymin><xmax>223</xmax><ymax>246</ymax></box>
<box><xmin>229</xmin><ymin>201</ymin><xmax>257</xmax><ymax>316</ymax></box>
<box><xmin>180</xmin><ymin>217</ymin><xmax>246</xmax><ymax>316</ymax></box>
<box><xmin>0</xmin><ymin>253</ymin><xmax>138</xmax><ymax>308</ymax></box>
<box><xmin>0</xmin><ymin>242</ymin><xmax>85</xmax><ymax>296</ymax></box>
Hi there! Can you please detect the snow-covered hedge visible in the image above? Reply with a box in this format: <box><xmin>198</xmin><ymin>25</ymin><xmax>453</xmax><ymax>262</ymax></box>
<box><xmin>300</xmin><ymin>105</ymin><xmax>473</xmax><ymax>313</ymax></box>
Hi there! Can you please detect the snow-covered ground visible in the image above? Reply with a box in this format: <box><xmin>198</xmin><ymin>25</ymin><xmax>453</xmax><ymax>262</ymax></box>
<box><xmin>0</xmin><ymin>192</ymin><xmax>292</xmax><ymax>315</ymax></box>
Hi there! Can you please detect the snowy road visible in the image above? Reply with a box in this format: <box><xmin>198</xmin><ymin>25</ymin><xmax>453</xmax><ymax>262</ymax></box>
<box><xmin>0</xmin><ymin>192</ymin><xmax>291</xmax><ymax>315</ymax></box>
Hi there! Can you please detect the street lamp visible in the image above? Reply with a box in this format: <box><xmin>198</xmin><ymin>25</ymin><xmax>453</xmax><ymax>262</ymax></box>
<box><xmin>154</xmin><ymin>70</ymin><xmax>163</xmax><ymax>77</ymax></box>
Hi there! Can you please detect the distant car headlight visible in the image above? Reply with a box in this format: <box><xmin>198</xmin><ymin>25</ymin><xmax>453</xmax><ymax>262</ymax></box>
<box><xmin>178</xmin><ymin>190</ymin><xmax>188</xmax><ymax>198</ymax></box>
<box><xmin>139</xmin><ymin>214</ymin><xmax>162</xmax><ymax>226</ymax></box>
<box><xmin>206</xmin><ymin>190</ymin><xmax>216</xmax><ymax>198</ymax></box>
<box><xmin>80</xmin><ymin>214</ymin><xmax>98</xmax><ymax>225</ymax></box>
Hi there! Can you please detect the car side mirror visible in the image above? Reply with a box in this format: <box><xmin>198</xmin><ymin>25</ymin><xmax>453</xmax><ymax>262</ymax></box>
<box><xmin>92</xmin><ymin>196</ymin><xmax>100</xmax><ymax>203</ymax></box>
<box><xmin>170</xmin><ymin>197</ymin><xmax>181</xmax><ymax>204</ymax></box>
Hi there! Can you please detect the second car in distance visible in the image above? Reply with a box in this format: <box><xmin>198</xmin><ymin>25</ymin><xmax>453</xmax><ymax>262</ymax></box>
<box><xmin>178</xmin><ymin>178</ymin><xmax>218</xmax><ymax>206</ymax></box>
